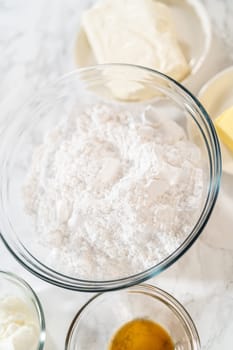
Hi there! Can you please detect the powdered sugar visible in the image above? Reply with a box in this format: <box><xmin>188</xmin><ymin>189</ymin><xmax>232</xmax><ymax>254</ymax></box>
<box><xmin>23</xmin><ymin>104</ymin><xmax>204</xmax><ymax>279</ymax></box>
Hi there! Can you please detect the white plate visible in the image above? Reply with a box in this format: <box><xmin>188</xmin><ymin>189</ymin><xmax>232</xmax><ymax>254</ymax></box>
<box><xmin>198</xmin><ymin>66</ymin><xmax>233</xmax><ymax>175</ymax></box>
<box><xmin>74</xmin><ymin>0</ymin><xmax>212</xmax><ymax>85</ymax></box>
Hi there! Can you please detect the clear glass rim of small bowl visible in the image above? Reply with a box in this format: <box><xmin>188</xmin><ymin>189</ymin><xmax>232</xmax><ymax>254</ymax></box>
<box><xmin>0</xmin><ymin>63</ymin><xmax>222</xmax><ymax>292</ymax></box>
<box><xmin>65</xmin><ymin>283</ymin><xmax>201</xmax><ymax>350</ymax></box>
<box><xmin>0</xmin><ymin>270</ymin><xmax>46</xmax><ymax>350</ymax></box>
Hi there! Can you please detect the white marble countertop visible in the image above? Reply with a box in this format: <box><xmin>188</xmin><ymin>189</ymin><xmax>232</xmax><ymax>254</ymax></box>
<box><xmin>0</xmin><ymin>0</ymin><xmax>233</xmax><ymax>349</ymax></box>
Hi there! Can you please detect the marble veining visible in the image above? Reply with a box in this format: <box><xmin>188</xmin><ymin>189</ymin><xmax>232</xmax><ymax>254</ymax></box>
<box><xmin>0</xmin><ymin>1</ymin><xmax>233</xmax><ymax>349</ymax></box>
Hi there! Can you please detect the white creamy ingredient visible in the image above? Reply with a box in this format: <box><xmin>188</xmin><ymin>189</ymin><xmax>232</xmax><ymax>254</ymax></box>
<box><xmin>82</xmin><ymin>0</ymin><xmax>190</xmax><ymax>82</ymax></box>
<box><xmin>0</xmin><ymin>296</ymin><xmax>39</xmax><ymax>350</ymax></box>
<box><xmin>23</xmin><ymin>104</ymin><xmax>203</xmax><ymax>279</ymax></box>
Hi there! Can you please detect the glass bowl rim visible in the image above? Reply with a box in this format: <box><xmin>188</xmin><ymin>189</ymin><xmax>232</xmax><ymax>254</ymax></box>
<box><xmin>65</xmin><ymin>283</ymin><xmax>201</xmax><ymax>350</ymax></box>
<box><xmin>0</xmin><ymin>63</ymin><xmax>222</xmax><ymax>291</ymax></box>
<box><xmin>0</xmin><ymin>270</ymin><xmax>46</xmax><ymax>350</ymax></box>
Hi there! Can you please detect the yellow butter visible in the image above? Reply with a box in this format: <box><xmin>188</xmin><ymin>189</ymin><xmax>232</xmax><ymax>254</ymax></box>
<box><xmin>214</xmin><ymin>107</ymin><xmax>233</xmax><ymax>153</ymax></box>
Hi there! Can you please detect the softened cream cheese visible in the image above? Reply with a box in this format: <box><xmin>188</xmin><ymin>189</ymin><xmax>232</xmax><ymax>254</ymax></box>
<box><xmin>82</xmin><ymin>0</ymin><xmax>190</xmax><ymax>82</ymax></box>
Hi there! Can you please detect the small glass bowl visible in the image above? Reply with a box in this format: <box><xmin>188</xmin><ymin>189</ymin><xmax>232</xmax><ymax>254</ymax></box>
<box><xmin>65</xmin><ymin>284</ymin><xmax>200</xmax><ymax>350</ymax></box>
<box><xmin>0</xmin><ymin>64</ymin><xmax>221</xmax><ymax>291</ymax></box>
<box><xmin>0</xmin><ymin>271</ymin><xmax>46</xmax><ymax>350</ymax></box>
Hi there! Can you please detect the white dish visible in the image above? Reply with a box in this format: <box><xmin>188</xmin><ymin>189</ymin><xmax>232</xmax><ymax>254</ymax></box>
<box><xmin>198</xmin><ymin>65</ymin><xmax>233</xmax><ymax>175</ymax></box>
<box><xmin>74</xmin><ymin>0</ymin><xmax>212</xmax><ymax>86</ymax></box>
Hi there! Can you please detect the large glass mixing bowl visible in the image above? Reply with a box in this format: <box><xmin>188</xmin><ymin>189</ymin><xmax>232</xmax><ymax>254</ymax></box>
<box><xmin>0</xmin><ymin>64</ymin><xmax>221</xmax><ymax>291</ymax></box>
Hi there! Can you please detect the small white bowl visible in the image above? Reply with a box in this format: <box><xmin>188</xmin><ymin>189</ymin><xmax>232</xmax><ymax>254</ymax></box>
<box><xmin>74</xmin><ymin>0</ymin><xmax>212</xmax><ymax>86</ymax></box>
<box><xmin>198</xmin><ymin>65</ymin><xmax>233</xmax><ymax>175</ymax></box>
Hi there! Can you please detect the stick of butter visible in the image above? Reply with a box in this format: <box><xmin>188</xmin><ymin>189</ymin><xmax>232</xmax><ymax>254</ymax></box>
<box><xmin>214</xmin><ymin>106</ymin><xmax>233</xmax><ymax>153</ymax></box>
<box><xmin>82</xmin><ymin>0</ymin><xmax>190</xmax><ymax>82</ymax></box>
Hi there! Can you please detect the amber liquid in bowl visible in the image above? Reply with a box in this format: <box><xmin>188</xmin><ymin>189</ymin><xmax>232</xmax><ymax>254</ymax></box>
<box><xmin>109</xmin><ymin>318</ymin><xmax>174</xmax><ymax>350</ymax></box>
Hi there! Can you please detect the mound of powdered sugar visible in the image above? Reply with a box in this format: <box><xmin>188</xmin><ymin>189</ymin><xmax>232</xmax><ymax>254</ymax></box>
<box><xmin>23</xmin><ymin>104</ymin><xmax>204</xmax><ymax>279</ymax></box>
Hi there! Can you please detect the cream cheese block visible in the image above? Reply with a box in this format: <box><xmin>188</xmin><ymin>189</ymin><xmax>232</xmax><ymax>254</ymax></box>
<box><xmin>82</xmin><ymin>0</ymin><xmax>190</xmax><ymax>82</ymax></box>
